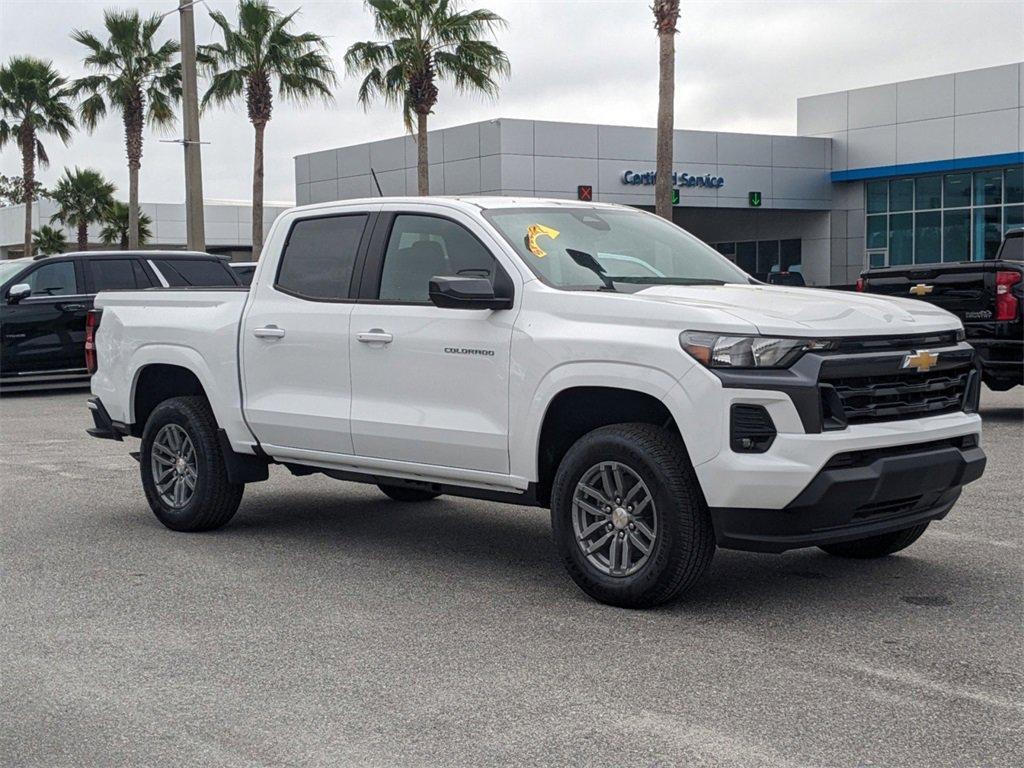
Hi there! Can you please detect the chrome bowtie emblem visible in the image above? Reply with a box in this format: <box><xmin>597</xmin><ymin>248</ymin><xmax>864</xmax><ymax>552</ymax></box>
<box><xmin>909</xmin><ymin>283</ymin><xmax>934</xmax><ymax>296</ymax></box>
<box><xmin>903</xmin><ymin>350</ymin><xmax>939</xmax><ymax>373</ymax></box>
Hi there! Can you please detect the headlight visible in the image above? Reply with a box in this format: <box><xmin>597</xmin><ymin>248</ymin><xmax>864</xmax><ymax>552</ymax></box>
<box><xmin>680</xmin><ymin>331</ymin><xmax>836</xmax><ymax>368</ymax></box>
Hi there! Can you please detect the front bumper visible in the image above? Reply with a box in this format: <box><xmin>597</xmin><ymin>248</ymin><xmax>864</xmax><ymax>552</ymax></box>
<box><xmin>710</xmin><ymin>436</ymin><xmax>986</xmax><ymax>553</ymax></box>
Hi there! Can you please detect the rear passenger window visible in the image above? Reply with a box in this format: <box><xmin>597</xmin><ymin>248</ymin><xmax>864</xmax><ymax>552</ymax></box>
<box><xmin>154</xmin><ymin>259</ymin><xmax>236</xmax><ymax>287</ymax></box>
<box><xmin>90</xmin><ymin>259</ymin><xmax>151</xmax><ymax>290</ymax></box>
<box><xmin>276</xmin><ymin>215</ymin><xmax>367</xmax><ymax>300</ymax></box>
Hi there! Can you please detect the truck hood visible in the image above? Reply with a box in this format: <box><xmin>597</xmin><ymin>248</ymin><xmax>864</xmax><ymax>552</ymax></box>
<box><xmin>630</xmin><ymin>284</ymin><xmax>961</xmax><ymax>337</ymax></box>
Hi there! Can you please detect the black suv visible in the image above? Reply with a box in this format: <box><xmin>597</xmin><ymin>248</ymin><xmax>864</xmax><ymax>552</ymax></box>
<box><xmin>0</xmin><ymin>251</ymin><xmax>238</xmax><ymax>391</ymax></box>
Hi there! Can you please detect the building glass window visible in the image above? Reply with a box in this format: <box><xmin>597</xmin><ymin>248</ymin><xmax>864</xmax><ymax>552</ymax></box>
<box><xmin>890</xmin><ymin>178</ymin><xmax>914</xmax><ymax>212</ymax></box>
<box><xmin>710</xmin><ymin>239</ymin><xmax>800</xmax><ymax>283</ymax></box>
<box><xmin>866</xmin><ymin>215</ymin><xmax>887</xmax><ymax>249</ymax></box>
<box><xmin>914</xmin><ymin>211</ymin><xmax>941</xmax><ymax>264</ymax></box>
<box><xmin>735</xmin><ymin>241</ymin><xmax>756</xmax><ymax>275</ymax></box>
<box><xmin>973</xmin><ymin>207</ymin><xmax>1002</xmax><ymax>261</ymax></box>
<box><xmin>866</xmin><ymin>181</ymin><xmax>888</xmax><ymax>214</ymax></box>
<box><xmin>862</xmin><ymin>166</ymin><xmax>1019</xmax><ymax>265</ymax></box>
<box><xmin>888</xmin><ymin>213</ymin><xmax>913</xmax><ymax>265</ymax></box>
<box><xmin>944</xmin><ymin>173</ymin><xmax>972</xmax><ymax>208</ymax></box>
<box><xmin>915</xmin><ymin>176</ymin><xmax>942</xmax><ymax>210</ymax></box>
<box><xmin>780</xmin><ymin>239</ymin><xmax>801</xmax><ymax>270</ymax></box>
<box><xmin>1005</xmin><ymin>205</ymin><xmax>1023</xmax><ymax>233</ymax></box>
<box><xmin>974</xmin><ymin>170</ymin><xmax>1002</xmax><ymax>207</ymax></box>
<box><xmin>1005</xmin><ymin>166</ymin><xmax>1023</xmax><ymax>205</ymax></box>
<box><xmin>943</xmin><ymin>209</ymin><xmax>971</xmax><ymax>262</ymax></box>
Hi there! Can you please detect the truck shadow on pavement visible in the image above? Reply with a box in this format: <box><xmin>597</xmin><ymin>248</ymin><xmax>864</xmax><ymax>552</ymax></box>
<box><xmin>203</xmin><ymin>484</ymin><xmax>980</xmax><ymax>617</ymax></box>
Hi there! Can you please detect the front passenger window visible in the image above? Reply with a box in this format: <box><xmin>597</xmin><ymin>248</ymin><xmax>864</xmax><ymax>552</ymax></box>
<box><xmin>379</xmin><ymin>215</ymin><xmax>498</xmax><ymax>303</ymax></box>
<box><xmin>25</xmin><ymin>261</ymin><xmax>78</xmax><ymax>296</ymax></box>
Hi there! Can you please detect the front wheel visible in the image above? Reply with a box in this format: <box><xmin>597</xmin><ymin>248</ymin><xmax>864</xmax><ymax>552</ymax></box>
<box><xmin>550</xmin><ymin>423</ymin><xmax>715</xmax><ymax>608</ymax></box>
<box><xmin>818</xmin><ymin>522</ymin><xmax>929</xmax><ymax>559</ymax></box>
<box><xmin>140</xmin><ymin>396</ymin><xmax>244</xmax><ymax>532</ymax></box>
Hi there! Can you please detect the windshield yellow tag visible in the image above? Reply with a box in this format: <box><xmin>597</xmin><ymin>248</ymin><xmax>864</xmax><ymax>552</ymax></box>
<box><xmin>526</xmin><ymin>224</ymin><xmax>560</xmax><ymax>257</ymax></box>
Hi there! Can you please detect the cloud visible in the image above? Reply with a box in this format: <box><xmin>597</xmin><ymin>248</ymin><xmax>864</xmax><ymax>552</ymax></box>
<box><xmin>2</xmin><ymin>0</ymin><xmax>1021</xmax><ymax>205</ymax></box>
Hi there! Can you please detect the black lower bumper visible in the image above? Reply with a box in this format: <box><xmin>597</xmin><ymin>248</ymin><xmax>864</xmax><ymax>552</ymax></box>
<box><xmin>86</xmin><ymin>397</ymin><xmax>128</xmax><ymax>441</ymax></box>
<box><xmin>969</xmin><ymin>338</ymin><xmax>1023</xmax><ymax>385</ymax></box>
<box><xmin>710</xmin><ymin>438</ymin><xmax>986</xmax><ymax>553</ymax></box>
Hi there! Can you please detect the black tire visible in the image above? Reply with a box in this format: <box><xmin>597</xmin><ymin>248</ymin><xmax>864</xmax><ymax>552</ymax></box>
<box><xmin>550</xmin><ymin>423</ymin><xmax>715</xmax><ymax>608</ymax></box>
<box><xmin>140</xmin><ymin>396</ymin><xmax>244</xmax><ymax>532</ymax></box>
<box><xmin>377</xmin><ymin>484</ymin><xmax>441</xmax><ymax>502</ymax></box>
<box><xmin>818</xmin><ymin>522</ymin><xmax>929</xmax><ymax>559</ymax></box>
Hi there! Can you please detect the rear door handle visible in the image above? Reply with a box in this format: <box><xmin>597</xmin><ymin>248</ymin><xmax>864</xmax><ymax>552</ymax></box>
<box><xmin>356</xmin><ymin>329</ymin><xmax>393</xmax><ymax>344</ymax></box>
<box><xmin>59</xmin><ymin>303</ymin><xmax>86</xmax><ymax>312</ymax></box>
<box><xmin>253</xmin><ymin>325</ymin><xmax>286</xmax><ymax>339</ymax></box>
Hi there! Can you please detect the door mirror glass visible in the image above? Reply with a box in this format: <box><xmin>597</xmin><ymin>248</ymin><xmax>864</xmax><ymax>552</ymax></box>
<box><xmin>429</xmin><ymin>276</ymin><xmax>512</xmax><ymax>310</ymax></box>
<box><xmin>7</xmin><ymin>283</ymin><xmax>31</xmax><ymax>303</ymax></box>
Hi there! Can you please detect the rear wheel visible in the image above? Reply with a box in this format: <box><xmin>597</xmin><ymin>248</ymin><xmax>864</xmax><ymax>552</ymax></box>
<box><xmin>819</xmin><ymin>522</ymin><xmax>929</xmax><ymax>559</ymax></box>
<box><xmin>377</xmin><ymin>484</ymin><xmax>441</xmax><ymax>502</ymax></box>
<box><xmin>550</xmin><ymin>423</ymin><xmax>715</xmax><ymax>608</ymax></box>
<box><xmin>140</xmin><ymin>396</ymin><xmax>243</xmax><ymax>532</ymax></box>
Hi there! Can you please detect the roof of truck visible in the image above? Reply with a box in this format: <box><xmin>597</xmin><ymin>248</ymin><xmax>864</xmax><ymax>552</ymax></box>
<box><xmin>290</xmin><ymin>196</ymin><xmax>628</xmax><ymax>215</ymax></box>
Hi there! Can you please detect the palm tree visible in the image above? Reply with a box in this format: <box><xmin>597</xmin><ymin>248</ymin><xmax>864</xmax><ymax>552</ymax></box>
<box><xmin>49</xmin><ymin>167</ymin><xmax>116</xmax><ymax>250</ymax></box>
<box><xmin>100</xmin><ymin>200</ymin><xmax>153</xmax><ymax>249</ymax></box>
<box><xmin>70</xmin><ymin>10</ymin><xmax>180</xmax><ymax>249</ymax></box>
<box><xmin>32</xmin><ymin>225</ymin><xmax>68</xmax><ymax>257</ymax></box>
<box><xmin>0</xmin><ymin>57</ymin><xmax>76</xmax><ymax>257</ymax></box>
<box><xmin>199</xmin><ymin>0</ymin><xmax>334</xmax><ymax>254</ymax></box>
<box><xmin>653</xmin><ymin>0</ymin><xmax>680</xmax><ymax>221</ymax></box>
<box><xmin>346</xmin><ymin>0</ymin><xmax>509</xmax><ymax>195</ymax></box>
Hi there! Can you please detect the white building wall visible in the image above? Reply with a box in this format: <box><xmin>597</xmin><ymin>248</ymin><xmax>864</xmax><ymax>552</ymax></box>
<box><xmin>798</xmin><ymin>61</ymin><xmax>1023</xmax><ymax>283</ymax></box>
<box><xmin>295</xmin><ymin>119</ymin><xmax>832</xmax><ymax>212</ymax></box>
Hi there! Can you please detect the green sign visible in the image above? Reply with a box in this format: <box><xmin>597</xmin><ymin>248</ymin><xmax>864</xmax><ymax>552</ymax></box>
<box><xmin>749</xmin><ymin>191</ymin><xmax>762</xmax><ymax>207</ymax></box>
<box><xmin>672</xmin><ymin>188</ymin><xmax>680</xmax><ymax>205</ymax></box>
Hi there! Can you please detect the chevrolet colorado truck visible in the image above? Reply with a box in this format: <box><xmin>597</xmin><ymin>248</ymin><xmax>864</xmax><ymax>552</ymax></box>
<box><xmin>86</xmin><ymin>197</ymin><xmax>986</xmax><ymax>607</ymax></box>
<box><xmin>858</xmin><ymin>228</ymin><xmax>1023</xmax><ymax>391</ymax></box>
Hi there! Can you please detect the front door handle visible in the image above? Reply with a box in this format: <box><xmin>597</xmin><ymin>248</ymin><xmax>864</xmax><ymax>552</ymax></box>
<box><xmin>58</xmin><ymin>303</ymin><xmax>86</xmax><ymax>312</ymax></box>
<box><xmin>356</xmin><ymin>329</ymin><xmax>393</xmax><ymax>344</ymax></box>
<box><xmin>253</xmin><ymin>325</ymin><xmax>286</xmax><ymax>339</ymax></box>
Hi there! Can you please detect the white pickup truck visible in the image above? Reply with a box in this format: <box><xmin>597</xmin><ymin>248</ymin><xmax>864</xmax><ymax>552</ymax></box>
<box><xmin>87</xmin><ymin>197</ymin><xmax>986</xmax><ymax>607</ymax></box>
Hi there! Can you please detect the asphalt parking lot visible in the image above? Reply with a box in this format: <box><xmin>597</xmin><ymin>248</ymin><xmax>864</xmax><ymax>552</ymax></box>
<box><xmin>1</xmin><ymin>388</ymin><xmax>1021</xmax><ymax>767</ymax></box>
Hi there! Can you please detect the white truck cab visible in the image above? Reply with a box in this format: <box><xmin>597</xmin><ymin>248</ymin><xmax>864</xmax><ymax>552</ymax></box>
<box><xmin>87</xmin><ymin>197</ymin><xmax>986</xmax><ymax>607</ymax></box>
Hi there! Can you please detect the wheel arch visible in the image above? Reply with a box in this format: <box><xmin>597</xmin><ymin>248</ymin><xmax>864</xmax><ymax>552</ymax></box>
<box><xmin>518</xmin><ymin>363</ymin><xmax>691</xmax><ymax>506</ymax></box>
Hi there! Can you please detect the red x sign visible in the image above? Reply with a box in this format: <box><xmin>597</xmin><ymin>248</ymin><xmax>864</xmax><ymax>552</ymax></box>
<box><xmin>577</xmin><ymin>185</ymin><xmax>593</xmax><ymax>201</ymax></box>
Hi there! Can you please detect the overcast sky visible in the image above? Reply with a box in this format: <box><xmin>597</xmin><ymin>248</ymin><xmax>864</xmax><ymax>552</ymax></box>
<box><xmin>1</xmin><ymin>0</ymin><xmax>1021</xmax><ymax>205</ymax></box>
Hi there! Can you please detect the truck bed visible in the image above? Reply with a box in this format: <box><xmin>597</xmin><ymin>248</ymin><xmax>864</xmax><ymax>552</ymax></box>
<box><xmin>90</xmin><ymin>288</ymin><xmax>252</xmax><ymax>447</ymax></box>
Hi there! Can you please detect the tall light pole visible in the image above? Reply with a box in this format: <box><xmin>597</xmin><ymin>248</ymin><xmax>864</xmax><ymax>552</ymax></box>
<box><xmin>178</xmin><ymin>0</ymin><xmax>206</xmax><ymax>251</ymax></box>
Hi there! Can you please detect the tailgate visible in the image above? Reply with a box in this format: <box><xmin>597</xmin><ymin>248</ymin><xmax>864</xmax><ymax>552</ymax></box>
<box><xmin>862</xmin><ymin>263</ymin><xmax>995</xmax><ymax>322</ymax></box>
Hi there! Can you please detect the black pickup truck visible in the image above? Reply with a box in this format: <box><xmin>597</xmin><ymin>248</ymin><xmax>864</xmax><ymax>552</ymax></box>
<box><xmin>0</xmin><ymin>250</ymin><xmax>238</xmax><ymax>391</ymax></box>
<box><xmin>857</xmin><ymin>229</ymin><xmax>1023</xmax><ymax>390</ymax></box>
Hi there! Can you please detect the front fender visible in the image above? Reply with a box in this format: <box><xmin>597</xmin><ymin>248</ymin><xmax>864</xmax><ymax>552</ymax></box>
<box><xmin>511</xmin><ymin>361</ymin><xmax>690</xmax><ymax>481</ymax></box>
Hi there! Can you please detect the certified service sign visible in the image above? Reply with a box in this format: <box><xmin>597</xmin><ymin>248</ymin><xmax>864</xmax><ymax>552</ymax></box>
<box><xmin>622</xmin><ymin>170</ymin><xmax>725</xmax><ymax>189</ymax></box>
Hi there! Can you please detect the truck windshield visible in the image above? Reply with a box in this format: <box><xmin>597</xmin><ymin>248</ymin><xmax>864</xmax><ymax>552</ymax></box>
<box><xmin>483</xmin><ymin>207</ymin><xmax>750</xmax><ymax>291</ymax></box>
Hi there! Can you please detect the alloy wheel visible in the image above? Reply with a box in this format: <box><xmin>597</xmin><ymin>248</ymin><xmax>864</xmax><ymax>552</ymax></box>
<box><xmin>151</xmin><ymin>423</ymin><xmax>197</xmax><ymax>509</ymax></box>
<box><xmin>572</xmin><ymin>461</ymin><xmax>658</xmax><ymax>577</ymax></box>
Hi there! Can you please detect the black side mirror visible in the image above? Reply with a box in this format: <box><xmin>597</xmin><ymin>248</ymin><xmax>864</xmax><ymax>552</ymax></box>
<box><xmin>428</xmin><ymin>276</ymin><xmax>513</xmax><ymax>310</ymax></box>
<box><xmin>7</xmin><ymin>283</ymin><xmax>31</xmax><ymax>304</ymax></box>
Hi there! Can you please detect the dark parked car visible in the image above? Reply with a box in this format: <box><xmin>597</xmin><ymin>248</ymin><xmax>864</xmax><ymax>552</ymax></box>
<box><xmin>766</xmin><ymin>270</ymin><xmax>806</xmax><ymax>286</ymax></box>
<box><xmin>857</xmin><ymin>228</ymin><xmax>1023</xmax><ymax>391</ymax></box>
<box><xmin>1</xmin><ymin>251</ymin><xmax>238</xmax><ymax>391</ymax></box>
<box><xmin>228</xmin><ymin>261</ymin><xmax>257</xmax><ymax>286</ymax></box>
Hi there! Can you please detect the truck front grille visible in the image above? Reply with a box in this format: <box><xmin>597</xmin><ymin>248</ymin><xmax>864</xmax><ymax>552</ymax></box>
<box><xmin>824</xmin><ymin>366</ymin><xmax>972</xmax><ymax>425</ymax></box>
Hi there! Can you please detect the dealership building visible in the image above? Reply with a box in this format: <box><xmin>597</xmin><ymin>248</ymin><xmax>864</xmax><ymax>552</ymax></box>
<box><xmin>296</xmin><ymin>61</ymin><xmax>1023</xmax><ymax>286</ymax></box>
